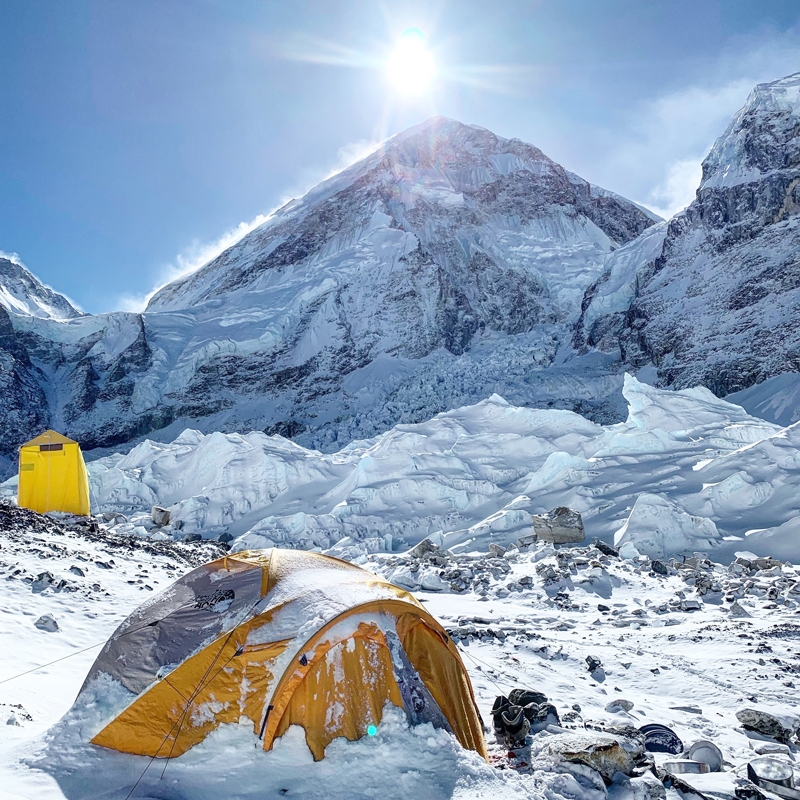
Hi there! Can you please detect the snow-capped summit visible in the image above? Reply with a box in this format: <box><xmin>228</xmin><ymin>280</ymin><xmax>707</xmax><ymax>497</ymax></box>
<box><xmin>0</xmin><ymin>255</ymin><xmax>82</xmax><ymax>320</ymax></box>
<box><xmin>577</xmin><ymin>70</ymin><xmax>800</xmax><ymax>400</ymax></box>
<box><xmin>700</xmin><ymin>72</ymin><xmax>800</xmax><ymax>191</ymax></box>
<box><xmin>148</xmin><ymin>116</ymin><xmax>656</xmax><ymax>314</ymax></box>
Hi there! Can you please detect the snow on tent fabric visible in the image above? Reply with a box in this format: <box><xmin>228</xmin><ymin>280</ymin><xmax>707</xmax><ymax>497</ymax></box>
<box><xmin>79</xmin><ymin>549</ymin><xmax>488</xmax><ymax>762</ymax></box>
<box><xmin>17</xmin><ymin>430</ymin><xmax>91</xmax><ymax>516</ymax></box>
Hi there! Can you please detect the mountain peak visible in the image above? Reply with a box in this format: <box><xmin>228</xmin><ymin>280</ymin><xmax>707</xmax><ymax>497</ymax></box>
<box><xmin>0</xmin><ymin>256</ymin><xmax>83</xmax><ymax>321</ymax></box>
<box><xmin>700</xmin><ymin>70</ymin><xmax>800</xmax><ymax>192</ymax></box>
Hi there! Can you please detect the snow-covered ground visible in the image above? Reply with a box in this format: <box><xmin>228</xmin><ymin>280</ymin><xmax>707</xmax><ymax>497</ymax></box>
<box><xmin>2</xmin><ymin>375</ymin><xmax>800</xmax><ymax>798</ymax></box>
<box><xmin>5</xmin><ymin>374</ymin><xmax>797</xmax><ymax>562</ymax></box>
<box><xmin>1</xmin><ymin>506</ymin><xmax>799</xmax><ymax>799</ymax></box>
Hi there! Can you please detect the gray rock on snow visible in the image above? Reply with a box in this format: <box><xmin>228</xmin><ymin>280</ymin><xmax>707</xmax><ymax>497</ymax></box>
<box><xmin>736</xmin><ymin>708</ymin><xmax>796</xmax><ymax>744</ymax></box>
<box><xmin>151</xmin><ymin>506</ymin><xmax>171</xmax><ymax>527</ymax></box>
<box><xmin>533</xmin><ymin>507</ymin><xmax>586</xmax><ymax>544</ymax></box>
<box><xmin>605</xmin><ymin>699</ymin><xmax>634</xmax><ymax>713</ymax></box>
<box><xmin>34</xmin><ymin>614</ymin><xmax>59</xmax><ymax>632</ymax></box>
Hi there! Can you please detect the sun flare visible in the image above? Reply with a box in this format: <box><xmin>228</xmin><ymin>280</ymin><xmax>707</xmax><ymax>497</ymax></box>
<box><xmin>386</xmin><ymin>29</ymin><xmax>436</xmax><ymax>96</ymax></box>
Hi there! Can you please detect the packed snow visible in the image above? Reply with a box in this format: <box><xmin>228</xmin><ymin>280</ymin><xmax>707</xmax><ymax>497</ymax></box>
<box><xmin>1</xmin><ymin>503</ymin><xmax>800</xmax><ymax>799</ymax></box>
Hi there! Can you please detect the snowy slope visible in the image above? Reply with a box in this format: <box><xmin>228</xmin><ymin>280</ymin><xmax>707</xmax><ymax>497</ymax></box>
<box><xmin>0</xmin><ymin>256</ymin><xmax>82</xmax><ymax>321</ymax></box>
<box><xmin>4</xmin><ymin>376</ymin><xmax>796</xmax><ymax>562</ymax></box>
<box><xmin>578</xmin><ymin>72</ymin><xmax>800</xmax><ymax>400</ymax></box>
<box><xmin>725</xmin><ymin>372</ymin><xmax>800</xmax><ymax>428</ymax></box>
<box><xmin>2</xmin><ymin>507</ymin><xmax>800</xmax><ymax>799</ymax></box>
<box><xmin>0</xmin><ymin>119</ymin><xmax>657</xmax><ymax>475</ymax></box>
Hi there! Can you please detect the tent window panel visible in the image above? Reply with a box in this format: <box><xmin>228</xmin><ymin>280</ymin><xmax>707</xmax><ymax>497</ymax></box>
<box><xmin>39</xmin><ymin>443</ymin><xmax>64</xmax><ymax>451</ymax></box>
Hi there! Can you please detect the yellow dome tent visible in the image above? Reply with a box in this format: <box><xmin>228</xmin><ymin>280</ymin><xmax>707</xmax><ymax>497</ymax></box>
<box><xmin>79</xmin><ymin>548</ymin><xmax>488</xmax><ymax>762</ymax></box>
<box><xmin>17</xmin><ymin>430</ymin><xmax>91</xmax><ymax>516</ymax></box>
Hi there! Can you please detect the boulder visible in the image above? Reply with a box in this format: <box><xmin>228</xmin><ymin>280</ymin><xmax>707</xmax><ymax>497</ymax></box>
<box><xmin>407</xmin><ymin>538</ymin><xmax>440</xmax><ymax>559</ymax></box>
<box><xmin>606</xmin><ymin>699</ymin><xmax>634</xmax><ymax>713</ymax></box>
<box><xmin>34</xmin><ymin>614</ymin><xmax>59</xmax><ymax>632</ymax></box>
<box><xmin>533</xmin><ymin>507</ymin><xmax>585</xmax><ymax>544</ymax></box>
<box><xmin>151</xmin><ymin>506</ymin><xmax>171</xmax><ymax>527</ymax></box>
<box><xmin>736</xmin><ymin>708</ymin><xmax>796</xmax><ymax>744</ymax></box>
<box><xmin>547</xmin><ymin>733</ymin><xmax>635</xmax><ymax>784</ymax></box>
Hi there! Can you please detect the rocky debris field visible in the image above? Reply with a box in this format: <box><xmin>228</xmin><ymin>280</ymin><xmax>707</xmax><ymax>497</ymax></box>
<box><xmin>0</xmin><ymin>507</ymin><xmax>799</xmax><ymax>798</ymax></box>
<box><xmin>361</xmin><ymin>536</ymin><xmax>800</xmax><ymax>798</ymax></box>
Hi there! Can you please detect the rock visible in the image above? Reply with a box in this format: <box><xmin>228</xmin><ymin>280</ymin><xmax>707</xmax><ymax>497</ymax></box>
<box><xmin>586</xmin><ymin>655</ymin><xmax>603</xmax><ymax>673</ymax></box>
<box><xmin>753</xmin><ymin>742</ymin><xmax>791</xmax><ymax>755</ymax></box>
<box><xmin>516</xmin><ymin>533</ymin><xmax>538</xmax><ymax>551</ymax></box>
<box><xmin>218</xmin><ymin>532</ymin><xmax>234</xmax><ymax>543</ymax></box>
<box><xmin>151</xmin><ymin>506</ymin><xmax>171</xmax><ymax>527</ymax></box>
<box><xmin>34</xmin><ymin>614</ymin><xmax>59</xmax><ymax>632</ymax></box>
<box><xmin>593</xmin><ymin>538</ymin><xmax>619</xmax><ymax>557</ymax></box>
<box><xmin>488</xmin><ymin>543</ymin><xmax>507</xmax><ymax>558</ymax></box>
<box><xmin>184</xmin><ymin>533</ymin><xmax>203</xmax><ymax>543</ymax></box>
<box><xmin>651</xmin><ymin>560</ymin><xmax>668</xmax><ymax>576</ymax></box>
<box><xmin>68</xmin><ymin>565</ymin><xmax>85</xmax><ymax>576</ymax></box>
<box><xmin>670</xmin><ymin>705</ymin><xmax>702</xmax><ymax>715</ymax></box>
<box><xmin>533</xmin><ymin>507</ymin><xmax>585</xmax><ymax>544</ymax></box>
<box><xmin>548</xmin><ymin>733</ymin><xmax>636</xmax><ymax>784</ymax></box>
<box><xmin>680</xmin><ymin>599</ymin><xmax>702</xmax><ymax>611</ymax></box>
<box><xmin>606</xmin><ymin>699</ymin><xmax>634</xmax><ymax>713</ymax></box>
<box><xmin>407</xmin><ymin>538</ymin><xmax>440</xmax><ymax>558</ymax></box>
<box><xmin>736</xmin><ymin>708</ymin><xmax>796</xmax><ymax>744</ymax></box>
<box><xmin>729</xmin><ymin>600</ymin><xmax>751</xmax><ymax>618</ymax></box>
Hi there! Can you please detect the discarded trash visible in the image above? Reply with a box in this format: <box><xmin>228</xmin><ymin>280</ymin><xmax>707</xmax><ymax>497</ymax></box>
<box><xmin>640</xmin><ymin>723</ymin><xmax>683</xmax><ymax>754</ymax></box>
<box><xmin>686</xmin><ymin>740</ymin><xmax>723</xmax><ymax>772</ymax></box>
<box><xmin>746</xmin><ymin>758</ymin><xmax>800</xmax><ymax>800</ymax></box>
<box><xmin>664</xmin><ymin>760</ymin><xmax>711</xmax><ymax>776</ymax></box>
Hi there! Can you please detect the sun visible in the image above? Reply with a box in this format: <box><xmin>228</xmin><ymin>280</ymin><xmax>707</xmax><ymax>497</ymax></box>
<box><xmin>386</xmin><ymin>29</ymin><xmax>436</xmax><ymax>96</ymax></box>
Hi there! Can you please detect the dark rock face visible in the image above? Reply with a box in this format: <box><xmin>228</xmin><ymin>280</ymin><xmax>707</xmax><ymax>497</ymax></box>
<box><xmin>578</xmin><ymin>73</ymin><xmax>800</xmax><ymax>397</ymax></box>
<box><xmin>0</xmin><ymin>118</ymin><xmax>656</xmax><ymax>474</ymax></box>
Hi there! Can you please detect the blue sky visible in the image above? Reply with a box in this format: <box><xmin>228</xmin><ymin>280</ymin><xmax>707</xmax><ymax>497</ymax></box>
<box><xmin>1</xmin><ymin>0</ymin><xmax>799</xmax><ymax>314</ymax></box>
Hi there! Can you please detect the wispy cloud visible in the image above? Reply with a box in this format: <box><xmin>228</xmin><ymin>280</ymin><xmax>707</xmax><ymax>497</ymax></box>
<box><xmin>113</xmin><ymin>214</ymin><xmax>271</xmax><ymax>313</ymax></box>
<box><xmin>112</xmin><ymin>135</ymin><xmax>387</xmax><ymax>314</ymax></box>
<box><xmin>598</xmin><ymin>27</ymin><xmax>800</xmax><ymax>219</ymax></box>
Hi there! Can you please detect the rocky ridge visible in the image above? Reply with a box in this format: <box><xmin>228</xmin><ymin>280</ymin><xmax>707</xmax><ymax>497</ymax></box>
<box><xmin>577</xmin><ymin>72</ymin><xmax>800</xmax><ymax>397</ymax></box>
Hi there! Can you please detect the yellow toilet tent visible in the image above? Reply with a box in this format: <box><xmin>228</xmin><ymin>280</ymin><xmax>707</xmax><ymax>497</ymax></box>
<box><xmin>17</xmin><ymin>430</ymin><xmax>91</xmax><ymax>516</ymax></box>
<box><xmin>79</xmin><ymin>548</ymin><xmax>488</xmax><ymax>762</ymax></box>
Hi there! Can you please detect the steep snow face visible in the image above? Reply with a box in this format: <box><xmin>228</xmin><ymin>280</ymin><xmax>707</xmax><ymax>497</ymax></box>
<box><xmin>0</xmin><ymin>119</ymin><xmax>657</xmax><ymax>472</ymax></box>
<box><xmin>6</xmin><ymin>376</ymin><xmax>796</xmax><ymax>560</ymax></box>
<box><xmin>0</xmin><ymin>257</ymin><xmax>82</xmax><ymax>321</ymax></box>
<box><xmin>578</xmin><ymin>71</ymin><xmax>800</xmax><ymax>403</ymax></box>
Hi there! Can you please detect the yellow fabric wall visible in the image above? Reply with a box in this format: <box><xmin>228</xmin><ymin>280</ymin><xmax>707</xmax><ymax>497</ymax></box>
<box><xmin>17</xmin><ymin>432</ymin><xmax>91</xmax><ymax>516</ymax></box>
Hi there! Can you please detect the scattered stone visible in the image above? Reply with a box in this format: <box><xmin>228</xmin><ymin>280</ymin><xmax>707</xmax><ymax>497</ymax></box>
<box><xmin>586</xmin><ymin>655</ymin><xmax>603</xmax><ymax>673</ymax></box>
<box><xmin>151</xmin><ymin>506</ymin><xmax>171</xmax><ymax>527</ymax></box>
<box><xmin>548</xmin><ymin>733</ymin><xmax>636</xmax><ymax>784</ymax></box>
<box><xmin>592</xmin><ymin>538</ymin><xmax>619</xmax><ymax>557</ymax></box>
<box><xmin>670</xmin><ymin>705</ymin><xmax>702</xmax><ymax>715</ymax></box>
<box><xmin>680</xmin><ymin>599</ymin><xmax>702</xmax><ymax>611</ymax></box>
<box><xmin>184</xmin><ymin>533</ymin><xmax>203</xmax><ymax>543</ymax></box>
<box><xmin>516</xmin><ymin>533</ymin><xmax>538</xmax><ymax>551</ymax></box>
<box><xmin>488</xmin><ymin>543</ymin><xmax>506</xmax><ymax>558</ymax></box>
<box><xmin>736</xmin><ymin>708</ymin><xmax>796</xmax><ymax>744</ymax></box>
<box><xmin>753</xmin><ymin>742</ymin><xmax>791</xmax><ymax>755</ymax></box>
<box><xmin>34</xmin><ymin>614</ymin><xmax>59</xmax><ymax>632</ymax></box>
<box><xmin>652</xmin><ymin>560</ymin><xmax>668</xmax><ymax>576</ymax></box>
<box><xmin>533</xmin><ymin>507</ymin><xmax>585</xmax><ymax>544</ymax></box>
<box><xmin>605</xmin><ymin>699</ymin><xmax>634</xmax><ymax>713</ymax></box>
<box><xmin>407</xmin><ymin>538</ymin><xmax>440</xmax><ymax>558</ymax></box>
<box><xmin>68</xmin><ymin>565</ymin><xmax>85</xmax><ymax>576</ymax></box>
<box><xmin>729</xmin><ymin>600</ymin><xmax>751</xmax><ymax>618</ymax></box>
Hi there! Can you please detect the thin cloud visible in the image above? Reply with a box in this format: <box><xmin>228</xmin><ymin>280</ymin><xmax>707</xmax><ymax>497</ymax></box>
<box><xmin>113</xmin><ymin>136</ymin><xmax>387</xmax><ymax>314</ymax></box>
<box><xmin>597</xmin><ymin>27</ymin><xmax>800</xmax><ymax>219</ymax></box>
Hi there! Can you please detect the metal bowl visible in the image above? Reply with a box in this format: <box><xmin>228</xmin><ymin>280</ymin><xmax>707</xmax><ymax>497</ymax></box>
<box><xmin>665</xmin><ymin>760</ymin><xmax>712</xmax><ymax>776</ymax></box>
<box><xmin>687</xmin><ymin>740</ymin><xmax>723</xmax><ymax>772</ymax></box>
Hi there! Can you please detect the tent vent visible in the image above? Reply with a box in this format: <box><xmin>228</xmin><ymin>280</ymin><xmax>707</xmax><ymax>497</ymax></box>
<box><xmin>39</xmin><ymin>443</ymin><xmax>64</xmax><ymax>452</ymax></box>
